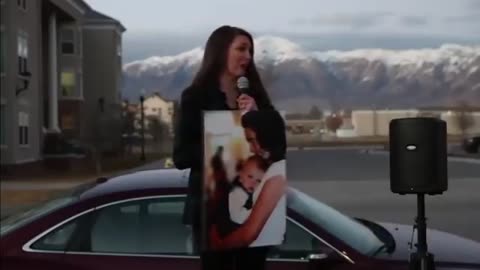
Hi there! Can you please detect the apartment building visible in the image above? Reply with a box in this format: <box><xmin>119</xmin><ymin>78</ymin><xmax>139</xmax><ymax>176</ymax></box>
<box><xmin>0</xmin><ymin>0</ymin><xmax>126</xmax><ymax>166</ymax></box>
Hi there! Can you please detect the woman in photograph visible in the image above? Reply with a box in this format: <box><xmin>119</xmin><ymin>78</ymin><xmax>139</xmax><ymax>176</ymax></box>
<box><xmin>210</xmin><ymin>109</ymin><xmax>288</xmax><ymax>270</ymax></box>
<box><xmin>172</xmin><ymin>25</ymin><xmax>275</xmax><ymax>270</ymax></box>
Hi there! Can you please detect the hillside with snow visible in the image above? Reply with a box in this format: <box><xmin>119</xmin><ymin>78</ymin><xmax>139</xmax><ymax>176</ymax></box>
<box><xmin>122</xmin><ymin>36</ymin><xmax>480</xmax><ymax>112</ymax></box>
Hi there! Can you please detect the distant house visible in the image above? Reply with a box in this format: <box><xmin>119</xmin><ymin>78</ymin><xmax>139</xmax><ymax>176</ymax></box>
<box><xmin>0</xmin><ymin>0</ymin><xmax>126</xmax><ymax>166</ymax></box>
<box><xmin>352</xmin><ymin>109</ymin><xmax>480</xmax><ymax>137</ymax></box>
<box><xmin>352</xmin><ymin>110</ymin><xmax>419</xmax><ymax>137</ymax></box>
<box><xmin>138</xmin><ymin>93</ymin><xmax>175</xmax><ymax>134</ymax></box>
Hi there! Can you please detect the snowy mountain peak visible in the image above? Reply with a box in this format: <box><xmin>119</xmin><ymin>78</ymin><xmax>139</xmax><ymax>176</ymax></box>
<box><xmin>123</xmin><ymin>36</ymin><xmax>311</xmax><ymax>76</ymax></box>
<box><xmin>123</xmin><ymin>47</ymin><xmax>203</xmax><ymax>76</ymax></box>
<box><xmin>122</xmin><ymin>37</ymin><xmax>480</xmax><ymax>110</ymax></box>
<box><xmin>314</xmin><ymin>44</ymin><xmax>480</xmax><ymax>67</ymax></box>
<box><xmin>123</xmin><ymin>36</ymin><xmax>480</xmax><ymax>79</ymax></box>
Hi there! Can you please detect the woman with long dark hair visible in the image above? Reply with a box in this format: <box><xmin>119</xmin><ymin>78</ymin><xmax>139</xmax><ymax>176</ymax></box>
<box><xmin>173</xmin><ymin>25</ymin><xmax>274</xmax><ymax>270</ymax></box>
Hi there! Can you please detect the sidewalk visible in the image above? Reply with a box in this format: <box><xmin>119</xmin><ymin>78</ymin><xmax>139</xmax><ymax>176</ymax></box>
<box><xmin>0</xmin><ymin>158</ymin><xmax>170</xmax><ymax>219</ymax></box>
<box><xmin>364</xmin><ymin>147</ymin><xmax>479</xmax><ymax>164</ymax></box>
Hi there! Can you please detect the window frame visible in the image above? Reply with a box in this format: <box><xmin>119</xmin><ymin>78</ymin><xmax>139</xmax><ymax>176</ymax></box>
<box><xmin>17</xmin><ymin>0</ymin><xmax>27</xmax><ymax>11</ymax></box>
<box><xmin>0</xmin><ymin>25</ymin><xmax>6</xmax><ymax>76</ymax></box>
<box><xmin>60</xmin><ymin>69</ymin><xmax>77</xmax><ymax>99</ymax></box>
<box><xmin>18</xmin><ymin>111</ymin><xmax>29</xmax><ymax>146</ymax></box>
<box><xmin>117</xmin><ymin>38</ymin><xmax>122</xmax><ymax>57</ymax></box>
<box><xmin>22</xmin><ymin>194</ymin><xmax>352</xmax><ymax>264</ymax></box>
<box><xmin>60</xmin><ymin>27</ymin><xmax>76</xmax><ymax>55</ymax></box>
<box><xmin>0</xmin><ymin>103</ymin><xmax>6</xmax><ymax>147</ymax></box>
<box><xmin>17</xmin><ymin>30</ymin><xmax>28</xmax><ymax>76</ymax></box>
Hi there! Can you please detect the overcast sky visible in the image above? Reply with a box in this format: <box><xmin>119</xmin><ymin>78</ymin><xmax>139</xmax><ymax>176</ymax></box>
<box><xmin>85</xmin><ymin>0</ymin><xmax>480</xmax><ymax>61</ymax></box>
<box><xmin>85</xmin><ymin>0</ymin><xmax>479</xmax><ymax>36</ymax></box>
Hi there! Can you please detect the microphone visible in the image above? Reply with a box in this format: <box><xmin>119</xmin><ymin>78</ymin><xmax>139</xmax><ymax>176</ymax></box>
<box><xmin>237</xmin><ymin>76</ymin><xmax>249</xmax><ymax>95</ymax></box>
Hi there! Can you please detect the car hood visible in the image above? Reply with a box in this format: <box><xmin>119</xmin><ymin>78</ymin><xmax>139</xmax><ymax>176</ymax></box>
<box><xmin>376</xmin><ymin>222</ymin><xmax>480</xmax><ymax>266</ymax></box>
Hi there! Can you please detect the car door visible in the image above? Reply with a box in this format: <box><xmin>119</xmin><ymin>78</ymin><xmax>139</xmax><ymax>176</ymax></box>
<box><xmin>25</xmin><ymin>195</ymin><xmax>200</xmax><ymax>270</ymax></box>
<box><xmin>266</xmin><ymin>217</ymin><xmax>367</xmax><ymax>270</ymax></box>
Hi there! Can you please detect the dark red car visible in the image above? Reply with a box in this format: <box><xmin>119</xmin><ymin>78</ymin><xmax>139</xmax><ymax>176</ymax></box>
<box><xmin>1</xmin><ymin>169</ymin><xmax>479</xmax><ymax>270</ymax></box>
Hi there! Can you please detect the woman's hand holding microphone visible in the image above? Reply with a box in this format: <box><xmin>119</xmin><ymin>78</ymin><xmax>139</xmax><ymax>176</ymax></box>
<box><xmin>237</xmin><ymin>94</ymin><xmax>258</xmax><ymax>112</ymax></box>
<box><xmin>236</xmin><ymin>76</ymin><xmax>257</xmax><ymax>112</ymax></box>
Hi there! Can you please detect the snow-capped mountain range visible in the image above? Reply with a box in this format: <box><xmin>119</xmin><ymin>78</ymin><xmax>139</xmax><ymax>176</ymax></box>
<box><xmin>123</xmin><ymin>36</ymin><xmax>480</xmax><ymax>112</ymax></box>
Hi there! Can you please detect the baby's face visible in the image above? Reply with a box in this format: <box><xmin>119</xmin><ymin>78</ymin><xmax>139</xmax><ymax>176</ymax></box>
<box><xmin>239</xmin><ymin>162</ymin><xmax>264</xmax><ymax>193</ymax></box>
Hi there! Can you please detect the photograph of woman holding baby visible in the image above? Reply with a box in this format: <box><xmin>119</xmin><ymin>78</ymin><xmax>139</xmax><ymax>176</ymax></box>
<box><xmin>203</xmin><ymin>109</ymin><xmax>287</xmax><ymax>269</ymax></box>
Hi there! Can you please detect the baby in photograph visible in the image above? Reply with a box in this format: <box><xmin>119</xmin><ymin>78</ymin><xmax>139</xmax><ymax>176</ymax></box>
<box><xmin>229</xmin><ymin>155</ymin><xmax>270</xmax><ymax>225</ymax></box>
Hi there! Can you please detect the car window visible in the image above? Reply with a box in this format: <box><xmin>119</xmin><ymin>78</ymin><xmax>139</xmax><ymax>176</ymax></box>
<box><xmin>141</xmin><ymin>198</ymin><xmax>194</xmax><ymax>254</ymax></box>
<box><xmin>268</xmin><ymin>219</ymin><xmax>334</xmax><ymax>260</ymax></box>
<box><xmin>287</xmin><ymin>188</ymin><xmax>383</xmax><ymax>256</ymax></box>
<box><xmin>90</xmin><ymin>202</ymin><xmax>141</xmax><ymax>253</ymax></box>
<box><xmin>31</xmin><ymin>221</ymin><xmax>78</xmax><ymax>251</ymax></box>
<box><xmin>89</xmin><ymin>196</ymin><xmax>195</xmax><ymax>255</ymax></box>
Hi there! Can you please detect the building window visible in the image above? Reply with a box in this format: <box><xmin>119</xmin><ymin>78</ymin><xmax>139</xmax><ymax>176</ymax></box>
<box><xmin>117</xmin><ymin>39</ymin><xmax>122</xmax><ymax>57</ymax></box>
<box><xmin>17</xmin><ymin>32</ymin><xmax>28</xmax><ymax>75</ymax></box>
<box><xmin>0</xmin><ymin>28</ymin><xmax>5</xmax><ymax>75</ymax></box>
<box><xmin>78</xmin><ymin>71</ymin><xmax>83</xmax><ymax>98</ymax></box>
<box><xmin>61</xmin><ymin>28</ymin><xmax>75</xmax><ymax>55</ymax></box>
<box><xmin>17</xmin><ymin>0</ymin><xmax>26</xmax><ymax>10</ymax></box>
<box><xmin>61</xmin><ymin>71</ymin><xmax>76</xmax><ymax>97</ymax></box>
<box><xmin>0</xmin><ymin>104</ymin><xmax>6</xmax><ymax>145</ymax></box>
<box><xmin>18</xmin><ymin>111</ymin><xmax>29</xmax><ymax>146</ymax></box>
<box><xmin>77</xmin><ymin>27</ymin><xmax>83</xmax><ymax>57</ymax></box>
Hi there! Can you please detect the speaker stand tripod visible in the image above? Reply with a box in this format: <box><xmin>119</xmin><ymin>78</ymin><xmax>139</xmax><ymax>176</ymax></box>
<box><xmin>409</xmin><ymin>194</ymin><xmax>435</xmax><ymax>270</ymax></box>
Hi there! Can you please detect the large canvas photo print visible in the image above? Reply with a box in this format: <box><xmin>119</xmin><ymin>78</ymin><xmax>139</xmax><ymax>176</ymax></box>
<box><xmin>202</xmin><ymin>110</ymin><xmax>287</xmax><ymax>251</ymax></box>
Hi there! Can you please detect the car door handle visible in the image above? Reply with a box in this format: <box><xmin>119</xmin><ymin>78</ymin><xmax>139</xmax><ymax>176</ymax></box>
<box><xmin>307</xmin><ymin>253</ymin><xmax>328</xmax><ymax>261</ymax></box>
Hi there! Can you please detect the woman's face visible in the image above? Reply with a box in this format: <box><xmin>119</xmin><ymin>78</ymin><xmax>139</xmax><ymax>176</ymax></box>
<box><xmin>244</xmin><ymin>128</ymin><xmax>264</xmax><ymax>156</ymax></box>
<box><xmin>225</xmin><ymin>35</ymin><xmax>252</xmax><ymax>78</ymax></box>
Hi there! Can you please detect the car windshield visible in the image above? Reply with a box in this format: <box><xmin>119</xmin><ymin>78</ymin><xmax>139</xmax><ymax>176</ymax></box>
<box><xmin>0</xmin><ymin>181</ymin><xmax>96</xmax><ymax>237</ymax></box>
<box><xmin>287</xmin><ymin>188</ymin><xmax>384</xmax><ymax>256</ymax></box>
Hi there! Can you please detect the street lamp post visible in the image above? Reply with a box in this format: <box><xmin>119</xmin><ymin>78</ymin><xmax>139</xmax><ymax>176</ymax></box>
<box><xmin>140</xmin><ymin>89</ymin><xmax>146</xmax><ymax>161</ymax></box>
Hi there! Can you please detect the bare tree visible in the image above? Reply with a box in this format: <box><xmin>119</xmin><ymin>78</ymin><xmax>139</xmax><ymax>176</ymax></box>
<box><xmin>147</xmin><ymin>116</ymin><xmax>167</xmax><ymax>142</ymax></box>
<box><xmin>88</xmin><ymin>102</ymin><xmax>123</xmax><ymax>175</ymax></box>
<box><xmin>308</xmin><ymin>105</ymin><xmax>323</xmax><ymax>119</ymax></box>
<box><xmin>325</xmin><ymin>113</ymin><xmax>343</xmax><ymax>134</ymax></box>
<box><xmin>454</xmin><ymin>102</ymin><xmax>474</xmax><ymax>137</ymax></box>
<box><xmin>122</xmin><ymin>109</ymin><xmax>136</xmax><ymax>155</ymax></box>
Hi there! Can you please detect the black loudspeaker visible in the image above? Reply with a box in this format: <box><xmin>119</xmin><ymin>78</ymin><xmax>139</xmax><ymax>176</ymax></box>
<box><xmin>389</xmin><ymin>117</ymin><xmax>448</xmax><ymax>195</ymax></box>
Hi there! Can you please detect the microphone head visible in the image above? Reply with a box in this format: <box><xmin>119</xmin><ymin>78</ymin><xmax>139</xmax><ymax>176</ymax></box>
<box><xmin>237</xmin><ymin>76</ymin><xmax>249</xmax><ymax>90</ymax></box>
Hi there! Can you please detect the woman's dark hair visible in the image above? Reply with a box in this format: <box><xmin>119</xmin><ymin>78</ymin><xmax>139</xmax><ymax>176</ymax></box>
<box><xmin>190</xmin><ymin>25</ymin><xmax>272</xmax><ymax>108</ymax></box>
<box><xmin>241</xmin><ymin>110</ymin><xmax>286</xmax><ymax>162</ymax></box>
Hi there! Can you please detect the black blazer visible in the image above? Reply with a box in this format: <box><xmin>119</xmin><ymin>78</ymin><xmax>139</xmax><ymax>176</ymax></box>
<box><xmin>173</xmin><ymin>85</ymin><xmax>274</xmax><ymax>226</ymax></box>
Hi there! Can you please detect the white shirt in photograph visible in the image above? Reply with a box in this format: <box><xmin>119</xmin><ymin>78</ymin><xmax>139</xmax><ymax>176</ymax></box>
<box><xmin>229</xmin><ymin>186</ymin><xmax>252</xmax><ymax>224</ymax></box>
<box><xmin>250</xmin><ymin>159</ymin><xmax>287</xmax><ymax>247</ymax></box>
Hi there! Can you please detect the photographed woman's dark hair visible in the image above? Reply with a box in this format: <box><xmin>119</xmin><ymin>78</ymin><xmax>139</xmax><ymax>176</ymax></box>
<box><xmin>241</xmin><ymin>110</ymin><xmax>286</xmax><ymax>162</ymax></box>
<box><xmin>190</xmin><ymin>25</ymin><xmax>272</xmax><ymax>108</ymax></box>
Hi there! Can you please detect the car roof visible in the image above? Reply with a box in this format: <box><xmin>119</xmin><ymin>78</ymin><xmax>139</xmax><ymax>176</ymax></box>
<box><xmin>79</xmin><ymin>169</ymin><xmax>190</xmax><ymax>200</ymax></box>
